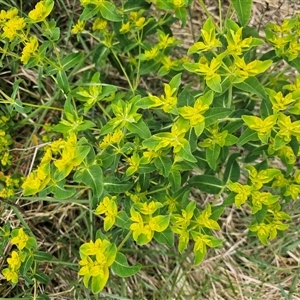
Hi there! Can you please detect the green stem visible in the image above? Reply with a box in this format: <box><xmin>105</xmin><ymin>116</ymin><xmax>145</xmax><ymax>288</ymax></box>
<box><xmin>146</xmin><ymin>185</ymin><xmax>171</xmax><ymax>195</ymax></box>
<box><xmin>117</xmin><ymin>230</ymin><xmax>132</xmax><ymax>251</ymax></box>
<box><xmin>10</xmin><ymin>205</ymin><xmax>33</xmax><ymax>235</ymax></box>
<box><xmin>97</xmin><ymin>102</ymin><xmax>112</xmax><ymax>120</ymax></box>
<box><xmin>218</xmin><ymin>0</ymin><xmax>223</xmax><ymax>32</ymax></box>
<box><xmin>227</xmin><ymin>84</ymin><xmax>232</xmax><ymax>108</ymax></box>
<box><xmin>111</xmin><ymin>48</ymin><xmax>135</xmax><ymax>93</ymax></box>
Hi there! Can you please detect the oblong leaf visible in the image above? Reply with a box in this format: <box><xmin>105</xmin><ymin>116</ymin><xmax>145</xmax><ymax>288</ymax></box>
<box><xmin>111</xmin><ymin>252</ymin><xmax>141</xmax><ymax>277</ymax></box>
<box><xmin>104</xmin><ymin>177</ymin><xmax>134</xmax><ymax>193</ymax></box>
<box><xmin>81</xmin><ymin>165</ymin><xmax>103</xmax><ymax>198</ymax></box>
<box><xmin>204</xmin><ymin>108</ymin><xmax>233</xmax><ymax>127</ymax></box>
<box><xmin>231</xmin><ymin>0</ymin><xmax>253</xmax><ymax>26</ymax></box>
<box><xmin>189</xmin><ymin>175</ymin><xmax>223</xmax><ymax>194</ymax></box>
<box><xmin>234</xmin><ymin>77</ymin><xmax>267</xmax><ymax>99</ymax></box>
<box><xmin>100</xmin><ymin>1</ymin><xmax>122</xmax><ymax>22</ymax></box>
<box><xmin>237</xmin><ymin>128</ymin><xmax>259</xmax><ymax>146</ymax></box>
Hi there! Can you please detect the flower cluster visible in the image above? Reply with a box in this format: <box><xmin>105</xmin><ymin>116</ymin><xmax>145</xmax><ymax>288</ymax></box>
<box><xmin>1</xmin><ymin>228</ymin><xmax>35</xmax><ymax>284</ymax></box>
<box><xmin>78</xmin><ymin>238</ymin><xmax>117</xmax><ymax>293</ymax></box>
<box><xmin>0</xmin><ymin>1</ymin><xmax>54</xmax><ymax>65</ymax></box>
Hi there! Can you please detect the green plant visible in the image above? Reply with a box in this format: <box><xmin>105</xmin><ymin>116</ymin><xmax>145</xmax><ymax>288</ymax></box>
<box><xmin>0</xmin><ymin>0</ymin><xmax>300</xmax><ymax>297</ymax></box>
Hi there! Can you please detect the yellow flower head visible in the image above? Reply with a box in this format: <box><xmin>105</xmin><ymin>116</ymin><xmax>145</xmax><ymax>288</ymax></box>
<box><xmin>10</xmin><ymin>228</ymin><xmax>29</xmax><ymax>250</ymax></box>
<box><xmin>120</xmin><ymin>22</ymin><xmax>130</xmax><ymax>34</ymax></box>
<box><xmin>92</xmin><ymin>18</ymin><xmax>107</xmax><ymax>31</ymax></box>
<box><xmin>129</xmin><ymin>11</ymin><xmax>138</xmax><ymax>21</ymax></box>
<box><xmin>28</xmin><ymin>0</ymin><xmax>54</xmax><ymax>22</ymax></box>
<box><xmin>2</xmin><ymin>267</ymin><xmax>18</xmax><ymax>284</ymax></box>
<box><xmin>7</xmin><ymin>251</ymin><xmax>22</xmax><ymax>270</ymax></box>
<box><xmin>144</xmin><ymin>46</ymin><xmax>160</xmax><ymax>60</ymax></box>
<box><xmin>135</xmin><ymin>17</ymin><xmax>145</xmax><ymax>29</ymax></box>
<box><xmin>173</xmin><ymin>0</ymin><xmax>186</xmax><ymax>8</ymax></box>
<box><xmin>21</xmin><ymin>35</ymin><xmax>39</xmax><ymax>64</ymax></box>
<box><xmin>71</xmin><ymin>20</ymin><xmax>85</xmax><ymax>34</ymax></box>
<box><xmin>0</xmin><ymin>8</ymin><xmax>18</xmax><ymax>22</ymax></box>
<box><xmin>2</xmin><ymin>17</ymin><xmax>26</xmax><ymax>41</ymax></box>
<box><xmin>78</xmin><ymin>255</ymin><xmax>94</xmax><ymax>276</ymax></box>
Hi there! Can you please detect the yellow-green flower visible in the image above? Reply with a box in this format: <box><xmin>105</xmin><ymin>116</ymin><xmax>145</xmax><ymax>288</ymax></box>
<box><xmin>22</xmin><ymin>162</ymin><xmax>50</xmax><ymax>195</ymax></box>
<box><xmin>148</xmin><ymin>83</ymin><xmax>177</xmax><ymax>113</ymax></box>
<box><xmin>228</xmin><ymin>181</ymin><xmax>252</xmax><ymax>208</ymax></box>
<box><xmin>227</xmin><ymin>27</ymin><xmax>253</xmax><ymax>55</ymax></box>
<box><xmin>10</xmin><ymin>228</ymin><xmax>29</xmax><ymax>250</ymax></box>
<box><xmin>157</xmin><ymin>32</ymin><xmax>176</xmax><ymax>50</ymax></box>
<box><xmin>172</xmin><ymin>0</ymin><xmax>186</xmax><ymax>8</ymax></box>
<box><xmin>78</xmin><ymin>255</ymin><xmax>94</xmax><ymax>276</ymax></box>
<box><xmin>120</xmin><ymin>22</ymin><xmax>130</xmax><ymax>34</ymax></box>
<box><xmin>196</xmin><ymin>204</ymin><xmax>220</xmax><ymax>230</ymax></box>
<box><xmin>71</xmin><ymin>20</ymin><xmax>85</xmax><ymax>34</ymax></box>
<box><xmin>144</xmin><ymin>46</ymin><xmax>160</xmax><ymax>60</ymax></box>
<box><xmin>79</xmin><ymin>238</ymin><xmax>117</xmax><ymax>293</ymax></box>
<box><xmin>2</xmin><ymin>16</ymin><xmax>26</xmax><ymax>41</ymax></box>
<box><xmin>160</xmin><ymin>56</ymin><xmax>178</xmax><ymax>72</ymax></box>
<box><xmin>21</xmin><ymin>36</ymin><xmax>39</xmax><ymax>64</ymax></box>
<box><xmin>135</xmin><ymin>17</ymin><xmax>145</xmax><ymax>29</ymax></box>
<box><xmin>7</xmin><ymin>251</ymin><xmax>22</xmax><ymax>270</ymax></box>
<box><xmin>28</xmin><ymin>0</ymin><xmax>54</xmax><ymax>22</ymax></box>
<box><xmin>92</xmin><ymin>18</ymin><xmax>107</xmax><ymax>31</ymax></box>
<box><xmin>95</xmin><ymin>196</ymin><xmax>118</xmax><ymax>231</ymax></box>
<box><xmin>2</xmin><ymin>267</ymin><xmax>18</xmax><ymax>283</ymax></box>
<box><xmin>196</xmin><ymin>56</ymin><xmax>221</xmax><ymax>81</ymax></box>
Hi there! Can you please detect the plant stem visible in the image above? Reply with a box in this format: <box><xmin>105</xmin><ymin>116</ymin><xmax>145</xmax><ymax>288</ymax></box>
<box><xmin>117</xmin><ymin>230</ymin><xmax>132</xmax><ymax>251</ymax></box>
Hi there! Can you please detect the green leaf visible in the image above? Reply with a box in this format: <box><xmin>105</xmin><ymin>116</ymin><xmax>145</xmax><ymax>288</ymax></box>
<box><xmin>26</xmin><ymin>237</ymin><xmax>38</xmax><ymax>249</ymax></box>
<box><xmin>189</xmin><ymin>175</ymin><xmax>223</xmax><ymax>194</ymax></box>
<box><xmin>81</xmin><ymin>165</ymin><xmax>104</xmax><ymax>198</ymax></box>
<box><xmin>234</xmin><ymin>77</ymin><xmax>267</xmax><ymax>99</ymax></box>
<box><xmin>115</xmin><ymin>211</ymin><xmax>131</xmax><ymax>230</ymax></box>
<box><xmin>255</xmin><ymin>205</ymin><xmax>268</xmax><ymax>223</ymax></box>
<box><xmin>287</xmin><ymin>57</ymin><xmax>300</xmax><ymax>72</ymax></box>
<box><xmin>206</xmin><ymin>76</ymin><xmax>222</xmax><ymax>93</ymax></box>
<box><xmin>237</xmin><ymin>128</ymin><xmax>259</xmax><ymax>146</ymax></box>
<box><xmin>56</xmin><ymin>70</ymin><xmax>69</xmax><ymax>93</ymax></box>
<box><xmin>231</xmin><ymin>0</ymin><xmax>253</xmax><ymax>26</ymax></box>
<box><xmin>139</xmin><ymin>60</ymin><xmax>160</xmax><ymax>75</ymax></box>
<box><xmin>104</xmin><ymin>177</ymin><xmax>134</xmax><ymax>193</ymax></box>
<box><xmin>204</xmin><ymin>108</ymin><xmax>233</xmax><ymax>127</ymax></box>
<box><xmin>178</xmin><ymin>140</ymin><xmax>197</xmax><ymax>163</ymax></box>
<box><xmin>33</xmin><ymin>272</ymin><xmax>50</xmax><ymax>284</ymax></box>
<box><xmin>125</xmin><ymin>119</ymin><xmax>151</xmax><ymax>139</ymax></box>
<box><xmin>124</xmin><ymin>0</ymin><xmax>151</xmax><ymax>12</ymax></box>
<box><xmin>175</xmin><ymin>7</ymin><xmax>187</xmax><ymax>27</ymax></box>
<box><xmin>223</xmin><ymin>153</ymin><xmax>240</xmax><ymax>184</ymax></box>
<box><xmin>194</xmin><ymin>247</ymin><xmax>206</xmax><ymax>265</ymax></box>
<box><xmin>80</xmin><ymin>5</ymin><xmax>100</xmax><ymax>20</ymax></box>
<box><xmin>206</xmin><ymin>145</ymin><xmax>220</xmax><ymax>170</ymax></box>
<box><xmin>135</xmin><ymin>96</ymin><xmax>156</xmax><ymax>109</ymax></box>
<box><xmin>52</xmin><ymin>180</ymin><xmax>76</xmax><ymax>199</ymax></box>
<box><xmin>154</xmin><ymin>227</ymin><xmax>174</xmax><ymax>246</ymax></box>
<box><xmin>111</xmin><ymin>252</ymin><xmax>142</xmax><ymax>277</ymax></box>
<box><xmin>168</xmin><ymin>169</ymin><xmax>181</xmax><ymax>192</ymax></box>
<box><xmin>211</xmin><ymin>205</ymin><xmax>225</xmax><ymax>220</ymax></box>
<box><xmin>260</xmin><ymin>98</ymin><xmax>273</xmax><ymax>119</ymax></box>
<box><xmin>33</xmin><ymin>250</ymin><xmax>53</xmax><ymax>262</ymax></box>
<box><xmin>91</xmin><ymin>273</ymin><xmax>107</xmax><ymax>294</ymax></box>
<box><xmin>154</xmin><ymin>156</ymin><xmax>172</xmax><ymax>177</ymax></box>
<box><xmin>19</xmin><ymin>255</ymin><xmax>34</xmax><ymax>276</ymax></box>
<box><xmin>61</xmin><ymin>52</ymin><xmax>83</xmax><ymax>71</ymax></box>
<box><xmin>100</xmin><ymin>1</ymin><xmax>122</xmax><ymax>22</ymax></box>
<box><xmin>169</xmin><ymin>73</ymin><xmax>182</xmax><ymax>90</ymax></box>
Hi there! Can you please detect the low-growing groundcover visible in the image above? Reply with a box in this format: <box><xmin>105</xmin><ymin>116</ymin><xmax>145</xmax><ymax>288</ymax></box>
<box><xmin>1</xmin><ymin>0</ymin><xmax>300</xmax><ymax>299</ymax></box>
